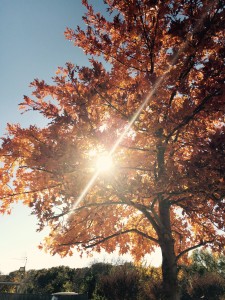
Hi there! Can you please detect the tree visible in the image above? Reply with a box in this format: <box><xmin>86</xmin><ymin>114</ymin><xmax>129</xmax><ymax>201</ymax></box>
<box><xmin>19</xmin><ymin>266</ymin><xmax>77</xmax><ymax>294</ymax></box>
<box><xmin>180</xmin><ymin>250</ymin><xmax>225</xmax><ymax>299</ymax></box>
<box><xmin>137</xmin><ymin>265</ymin><xmax>163</xmax><ymax>300</ymax></box>
<box><xmin>94</xmin><ymin>263</ymin><xmax>140</xmax><ymax>300</ymax></box>
<box><xmin>0</xmin><ymin>0</ymin><xmax>225</xmax><ymax>299</ymax></box>
<box><xmin>0</xmin><ymin>273</ymin><xmax>14</xmax><ymax>293</ymax></box>
<box><xmin>0</xmin><ymin>270</ymin><xmax>23</xmax><ymax>293</ymax></box>
<box><xmin>188</xmin><ymin>249</ymin><xmax>225</xmax><ymax>277</ymax></box>
<box><xmin>79</xmin><ymin>262</ymin><xmax>113</xmax><ymax>299</ymax></box>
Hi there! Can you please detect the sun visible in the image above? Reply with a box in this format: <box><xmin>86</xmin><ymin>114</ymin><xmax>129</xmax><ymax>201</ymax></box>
<box><xmin>96</xmin><ymin>154</ymin><xmax>113</xmax><ymax>172</ymax></box>
<box><xmin>88</xmin><ymin>148</ymin><xmax>114</xmax><ymax>173</ymax></box>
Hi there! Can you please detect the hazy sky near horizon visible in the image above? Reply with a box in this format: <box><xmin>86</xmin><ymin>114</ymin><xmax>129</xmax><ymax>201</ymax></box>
<box><xmin>0</xmin><ymin>0</ymin><xmax>161</xmax><ymax>275</ymax></box>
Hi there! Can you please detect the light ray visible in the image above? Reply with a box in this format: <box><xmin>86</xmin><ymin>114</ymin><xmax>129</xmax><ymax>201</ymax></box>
<box><xmin>109</xmin><ymin>78</ymin><xmax>163</xmax><ymax>156</ymax></box>
<box><xmin>70</xmin><ymin>4</ymin><xmax>212</xmax><ymax>212</ymax></box>
<box><xmin>72</xmin><ymin>76</ymin><xmax>163</xmax><ymax>212</ymax></box>
<box><xmin>73</xmin><ymin>171</ymin><xmax>99</xmax><ymax>209</ymax></box>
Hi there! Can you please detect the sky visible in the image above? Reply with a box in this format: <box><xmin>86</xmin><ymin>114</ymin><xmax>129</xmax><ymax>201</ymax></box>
<box><xmin>0</xmin><ymin>0</ymin><xmax>161</xmax><ymax>275</ymax></box>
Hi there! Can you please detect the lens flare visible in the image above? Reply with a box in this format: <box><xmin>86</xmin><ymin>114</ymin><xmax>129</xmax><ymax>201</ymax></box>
<box><xmin>69</xmin><ymin>5</ymin><xmax>211</xmax><ymax>212</ymax></box>
<box><xmin>96</xmin><ymin>154</ymin><xmax>113</xmax><ymax>172</ymax></box>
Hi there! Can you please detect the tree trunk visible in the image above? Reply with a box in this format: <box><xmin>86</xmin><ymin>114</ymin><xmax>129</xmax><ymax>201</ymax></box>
<box><xmin>159</xmin><ymin>199</ymin><xmax>180</xmax><ymax>300</ymax></box>
<box><xmin>156</xmin><ymin>142</ymin><xmax>180</xmax><ymax>299</ymax></box>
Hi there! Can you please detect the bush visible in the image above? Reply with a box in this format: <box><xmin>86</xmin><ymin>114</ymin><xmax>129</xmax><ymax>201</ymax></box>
<box><xmin>181</xmin><ymin>272</ymin><xmax>225</xmax><ymax>300</ymax></box>
<box><xmin>93</xmin><ymin>263</ymin><xmax>140</xmax><ymax>300</ymax></box>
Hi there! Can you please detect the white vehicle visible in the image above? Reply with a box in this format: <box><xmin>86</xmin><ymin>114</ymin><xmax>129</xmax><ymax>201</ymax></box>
<box><xmin>51</xmin><ymin>292</ymin><xmax>88</xmax><ymax>300</ymax></box>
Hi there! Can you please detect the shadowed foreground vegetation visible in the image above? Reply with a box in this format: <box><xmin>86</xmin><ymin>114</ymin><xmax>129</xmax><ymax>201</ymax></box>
<box><xmin>1</xmin><ymin>250</ymin><xmax>225</xmax><ymax>299</ymax></box>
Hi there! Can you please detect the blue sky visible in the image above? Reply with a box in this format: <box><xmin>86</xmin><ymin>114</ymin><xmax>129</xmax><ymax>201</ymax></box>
<box><xmin>0</xmin><ymin>0</ymin><xmax>87</xmax><ymax>134</ymax></box>
<box><xmin>0</xmin><ymin>0</ymin><xmax>161</xmax><ymax>275</ymax></box>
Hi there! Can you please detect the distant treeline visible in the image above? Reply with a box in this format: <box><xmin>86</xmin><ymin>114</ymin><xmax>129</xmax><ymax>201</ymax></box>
<box><xmin>1</xmin><ymin>250</ymin><xmax>225</xmax><ymax>300</ymax></box>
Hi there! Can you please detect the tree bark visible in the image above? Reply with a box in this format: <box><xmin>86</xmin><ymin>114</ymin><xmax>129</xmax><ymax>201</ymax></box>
<box><xmin>159</xmin><ymin>199</ymin><xmax>180</xmax><ymax>300</ymax></box>
<box><xmin>156</xmin><ymin>141</ymin><xmax>180</xmax><ymax>299</ymax></box>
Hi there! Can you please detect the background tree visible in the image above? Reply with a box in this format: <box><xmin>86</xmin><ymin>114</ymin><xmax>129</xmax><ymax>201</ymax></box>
<box><xmin>0</xmin><ymin>273</ymin><xmax>15</xmax><ymax>293</ymax></box>
<box><xmin>188</xmin><ymin>249</ymin><xmax>225</xmax><ymax>277</ymax></box>
<box><xmin>180</xmin><ymin>250</ymin><xmax>225</xmax><ymax>299</ymax></box>
<box><xmin>137</xmin><ymin>265</ymin><xmax>163</xmax><ymax>300</ymax></box>
<box><xmin>79</xmin><ymin>263</ymin><xmax>113</xmax><ymax>299</ymax></box>
<box><xmin>0</xmin><ymin>0</ymin><xmax>225</xmax><ymax>299</ymax></box>
<box><xmin>22</xmin><ymin>266</ymin><xmax>77</xmax><ymax>294</ymax></box>
<box><xmin>0</xmin><ymin>270</ymin><xmax>24</xmax><ymax>294</ymax></box>
<box><xmin>93</xmin><ymin>263</ymin><xmax>140</xmax><ymax>300</ymax></box>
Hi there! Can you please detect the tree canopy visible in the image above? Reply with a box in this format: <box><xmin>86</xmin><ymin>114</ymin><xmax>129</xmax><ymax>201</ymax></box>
<box><xmin>0</xmin><ymin>0</ymin><xmax>225</xmax><ymax>299</ymax></box>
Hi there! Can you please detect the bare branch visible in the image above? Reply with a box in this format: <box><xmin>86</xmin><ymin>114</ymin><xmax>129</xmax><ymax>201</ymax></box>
<box><xmin>176</xmin><ymin>240</ymin><xmax>214</xmax><ymax>261</ymax></box>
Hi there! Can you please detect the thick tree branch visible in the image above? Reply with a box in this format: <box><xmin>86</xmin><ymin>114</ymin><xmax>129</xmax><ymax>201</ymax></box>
<box><xmin>176</xmin><ymin>240</ymin><xmax>214</xmax><ymax>261</ymax></box>
<box><xmin>84</xmin><ymin>228</ymin><xmax>159</xmax><ymax>248</ymax></box>
<box><xmin>114</xmin><ymin>186</ymin><xmax>162</xmax><ymax>235</ymax></box>
<box><xmin>60</xmin><ymin>228</ymin><xmax>158</xmax><ymax>249</ymax></box>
